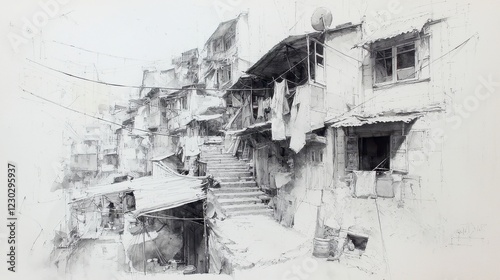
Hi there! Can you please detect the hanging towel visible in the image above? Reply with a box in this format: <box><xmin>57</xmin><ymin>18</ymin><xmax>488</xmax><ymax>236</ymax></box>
<box><xmin>289</xmin><ymin>85</ymin><xmax>311</xmax><ymax>153</ymax></box>
<box><xmin>353</xmin><ymin>171</ymin><xmax>377</xmax><ymax>198</ymax></box>
<box><xmin>271</xmin><ymin>80</ymin><xmax>289</xmax><ymax>140</ymax></box>
<box><xmin>241</xmin><ymin>94</ymin><xmax>254</xmax><ymax>127</ymax></box>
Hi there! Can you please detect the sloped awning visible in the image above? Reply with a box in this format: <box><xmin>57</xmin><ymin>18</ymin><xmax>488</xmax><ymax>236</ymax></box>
<box><xmin>328</xmin><ymin>113</ymin><xmax>422</xmax><ymax>128</ymax></box>
<box><xmin>71</xmin><ymin>164</ymin><xmax>206</xmax><ymax>217</ymax></box>
<box><xmin>357</xmin><ymin>15</ymin><xmax>433</xmax><ymax>47</ymax></box>
<box><xmin>246</xmin><ymin>33</ymin><xmax>323</xmax><ymax>79</ymax></box>
<box><xmin>150</xmin><ymin>153</ymin><xmax>176</xmax><ymax>161</ymax></box>
<box><xmin>229</xmin><ymin>121</ymin><xmax>271</xmax><ymax>136</ymax></box>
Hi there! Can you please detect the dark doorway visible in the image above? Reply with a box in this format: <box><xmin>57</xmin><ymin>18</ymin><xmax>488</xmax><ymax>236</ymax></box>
<box><xmin>359</xmin><ymin>136</ymin><xmax>390</xmax><ymax>171</ymax></box>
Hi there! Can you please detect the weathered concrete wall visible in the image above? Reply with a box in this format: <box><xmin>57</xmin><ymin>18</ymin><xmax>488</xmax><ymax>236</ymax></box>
<box><xmin>275</xmin><ymin>143</ymin><xmax>326</xmax><ymax>237</ymax></box>
<box><xmin>324</xmin><ymin>25</ymin><xmax>363</xmax><ymax>117</ymax></box>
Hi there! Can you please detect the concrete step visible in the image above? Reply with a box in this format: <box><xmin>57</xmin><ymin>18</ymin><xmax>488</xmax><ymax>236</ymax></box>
<box><xmin>200</xmin><ymin>149</ymin><xmax>226</xmax><ymax>153</ymax></box>
<box><xmin>219</xmin><ymin>181</ymin><xmax>257</xmax><ymax>188</ymax></box>
<box><xmin>207</xmin><ymin>161</ymin><xmax>250</xmax><ymax>168</ymax></box>
<box><xmin>223</xmin><ymin>203</ymin><xmax>270</xmax><ymax>212</ymax></box>
<box><xmin>201</xmin><ymin>154</ymin><xmax>236</xmax><ymax>159</ymax></box>
<box><xmin>212</xmin><ymin>187</ymin><xmax>260</xmax><ymax>194</ymax></box>
<box><xmin>208</xmin><ymin>171</ymin><xmax>252</xmax><ymax>178</ymax></box>
<box><xmin>217</xmin><ymin>197</ymin><xmax>262</xmax><ymax>206</ymax></box>
<box><xmin>215</xmin><ymin>191</ymin><xmax>264</xmax><ymax>199</ymax></box>
<box><xmin>202</xmin><ymin>158</ymin><xmax>237</xmax><ymax>162</ymax></box>
<box><xmin>208</xmin><ymin>167</ymin><xmax>249</xmax><ymax>172</ymax></box>
<box><xmin>217</xmin><ymin>177</ymin><xmax>254</xmax><ymax>182</ymax></box>
<box><xmin>227</xmin><ymin>208</ymin><xmax>274</xmax><ymax>217</ymax></box>
<box><xmin>202</xmin><ymin>159</ymin><xmax>241</xmax><ymax>164</ymax></box>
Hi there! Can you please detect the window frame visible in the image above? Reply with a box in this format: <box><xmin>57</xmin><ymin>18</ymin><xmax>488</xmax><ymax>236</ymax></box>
<box><xmin>373</xmin><ymin>40</ymin><xmax>418</xmax><ymax>86</ymax></box>
<box><xmin>310</xmin><ymin>148</ymin><xmax>324</xmax><ymax>164</ymax></box>
<box><xmin>312</xmin><ymin>41</ymin><xmax>326</xmax><ymax>85</ymax></box>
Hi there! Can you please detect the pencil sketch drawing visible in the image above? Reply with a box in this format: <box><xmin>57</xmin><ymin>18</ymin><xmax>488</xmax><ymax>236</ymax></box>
<box><xmin>2</xmin><ymin>0</ymin><xmax>500</xmax><ymax>279</ymax></box>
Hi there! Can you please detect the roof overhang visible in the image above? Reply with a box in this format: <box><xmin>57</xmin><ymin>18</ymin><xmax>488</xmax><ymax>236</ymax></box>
<box><xmin>356</xmin><ymin>15</ymin><xmax>441</xmax><ymax>48</ymax></box>
<box><xmin>192</xmin><ymin>114</ymin><xmax>223</xmax><ymax>122</ymax></box>
<box><xmin>246</xmin><ymin>24</ymin><xmax>360</xmax><ymax>79</ymax></box>
<box><xmin>71</xmin><ymin>164</ymin><xmax>207</xmax><ymax>217</ymax></box>
<box><xmin>246</xmin><ymin>33</ymin><xmax>322</xmax><ymax>79</ymax></box>
<box><xmin>327</xmin><ymin>112</ymin><xmax>422</xmax><ymax>128</ymax></box>
<box><xmin>229</xmin><ymin>121</ymin><xmax>271</xmax><ymax>136</ymax></box>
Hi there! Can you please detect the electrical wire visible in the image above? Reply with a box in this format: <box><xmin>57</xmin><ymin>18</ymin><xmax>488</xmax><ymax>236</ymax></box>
<box><xmin>52</xmin><ymin>40</ymin><xmax>164</xmax><ymax>62</ymax></box>
<box><xmin>27</xmin><ymin>58</ymin><xmax>270</xmax><ymax>92</ymax></box>
<box><xmin>21</xmin><ymin>88</ymin><xmax>179</xmax><ymax>138</ymax></box>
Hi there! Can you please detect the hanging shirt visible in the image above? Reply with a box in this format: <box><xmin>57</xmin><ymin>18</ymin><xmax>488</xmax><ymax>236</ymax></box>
<box><xmin>290</xmin><ymin>85</ymin><xmax>311</xmax><ymax>153</ymax></box>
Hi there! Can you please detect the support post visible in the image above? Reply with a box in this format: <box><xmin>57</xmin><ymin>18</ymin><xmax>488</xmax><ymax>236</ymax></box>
<box><xmin>142</xmin><ymin>222</ymin><xmax>146</xmax><ymax>275</ymax></box>
<box><xmin>204</xmin><ymin>197</ymin><xmax>209</xmax><ymax>272</ymax></box>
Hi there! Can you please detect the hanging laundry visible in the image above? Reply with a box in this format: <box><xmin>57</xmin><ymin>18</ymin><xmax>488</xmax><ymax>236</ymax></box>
<box><xmin>241</xmin><ymin>93</ymin><xmax>254</xmax><ymax>127</ymax></box>
<box><xmin>271</xmin><ymin>80</ymin><xmax>290</xmax><ymax>140</ymax></box>
<box><xmin>256</xmin><ymin>97</ymin><xmax>265</xmax><ymax>121</ymax></box>
<box><xmin>353</xmin><ymin>171</ymin><xmax>377</xmax><ymax>198</ymax></box>
<box><xmin>263</xmin><ymin>97</ymin><xmax>272</xmax><ymax>121</ymax></box>
<box><xmin>289</xmin><ymin>85</ymin><xmax>311</xmax><ymax>153</ymax></box>
<box><xmin>282</xmin><ymin>89</ymin><xmax>290</xmax><ymax>116</ymax></box>
<box><xmin>184</xmin><ymin>136</ymin><xmax>201</xmax><ymax>157</ymax></box>
<box><xmin>231</xmin><ymin>93</ymin><xmax>243</xmax><ymax>107</ymax></box>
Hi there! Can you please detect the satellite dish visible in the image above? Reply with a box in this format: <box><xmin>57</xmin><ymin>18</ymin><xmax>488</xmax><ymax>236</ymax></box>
<box><xmin>311</xmin><ymin>7</ymin><xmax>333</xmax><ymax>31</ymax></box>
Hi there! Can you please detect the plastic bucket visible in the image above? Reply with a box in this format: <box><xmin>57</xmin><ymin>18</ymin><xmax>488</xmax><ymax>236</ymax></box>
<box><xmin>183</xmin><ymin>265</ymin><xmax>196</xmax><ymax>275</ymax></box>
<box><xmin>313</xmin><ymin>237</ymin><xmax>332</xmax><ymax>258</ymax></box>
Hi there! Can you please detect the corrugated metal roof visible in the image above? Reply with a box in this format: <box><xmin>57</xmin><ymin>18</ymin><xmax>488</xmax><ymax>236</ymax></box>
<box><xmin>329</xmin><ymin>113</ymin><xmax>422</xmax><ymax>128</ymax></box>
<box><xmin>193</xmin><ymin>114</ymin><xmax>223</xmax><ymax>121</ymax></box>
<box><xmin>246</xmin><ymin>33</ymin><xmax>322</xmax><ymax>79</ymax></box>
<box><xmin>246</xmin><ymin>24</ymin><xmax>360</xmax><ymax>79</ymax></box>
<box><xmin>72</xmin><ymin>164</ymin><xmax>206</xmax><ymax>217</ymax></box>
<box><xmin>359</xmin><ymin>14</ymin><xmax>432</xmax><ymax>46</ymax></box>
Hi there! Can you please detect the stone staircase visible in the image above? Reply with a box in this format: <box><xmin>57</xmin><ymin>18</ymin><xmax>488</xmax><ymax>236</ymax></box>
<box><xmin>201</xmin><ymin>146</ymin><xmax>272</xmax><ymax>217</ymax></box>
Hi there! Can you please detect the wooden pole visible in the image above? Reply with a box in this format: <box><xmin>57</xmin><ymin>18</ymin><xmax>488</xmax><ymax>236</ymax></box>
<box><xmin>142</xmin><ymin>222</ymin><xmax>146</xmax><ymax>275</ymax></box>
<box><xmin>204</xmin><ymin>198</ymin><xmax>209</xmax><ymax>273</ymax></box>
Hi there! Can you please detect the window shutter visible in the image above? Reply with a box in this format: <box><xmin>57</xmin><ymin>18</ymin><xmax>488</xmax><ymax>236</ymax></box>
<box><xmin>345</xmin><ymin>136</ymin><xmax>359</xmax><ymax>171</ymax></box>
<box><xmin>390</xmin><ymin>135</ymin><xmax>408</xmax><ymax>172</ymax></box>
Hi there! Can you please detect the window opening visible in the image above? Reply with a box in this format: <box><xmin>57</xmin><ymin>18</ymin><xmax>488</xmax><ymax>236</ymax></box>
<box><xmin>359</xmin><ymin>136</ymin><xmax>390</xmax><ymax>171</ymax></box>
